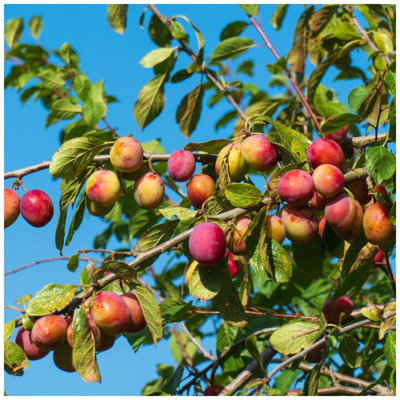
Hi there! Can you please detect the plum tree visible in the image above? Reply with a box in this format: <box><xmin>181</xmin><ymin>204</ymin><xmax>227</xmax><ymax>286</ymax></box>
<box><xmin>3</xmin><ymin>3</ymin><xmax>396</xmax><ymax>397</ymax></box>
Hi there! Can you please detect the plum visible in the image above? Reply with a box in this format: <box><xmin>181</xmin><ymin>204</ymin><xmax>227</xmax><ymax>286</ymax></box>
<box><xmin>4</xmin><ymin>188</ymin><xmax>20</xmax><ymax>227</ymax></box>
<box><xmin>86</xmin><ymin>169</ymin><xmax>120</xmax><ymax>208</ymax></box>
<box><xmin>265</xmin><ymin>214</ymin><xmax>286</xmax><ymax>244</ymax></box>
<box><xmin>110</xmin><ymin>136</ymin><xmax>143</xmax><ymax>173</ymax></box>
<box><xmin>133</xmin><ymin>172</ymin><xmax>165</xmax><ymax>209</ymax></box>
<box><xmin>322</xmin><ymin>296</ymin><xmax>354</xmax><ymax>323</ymax></box>
<box><xmin>15</xmin><ymin>327</ymin><xmax>49</xmax><ymax>360</ymax></box>
<box><xmin>241</xmin><ymin>134</ymin><xmax>279</xmax><ymax>171</ymax></box>
<box><xmin>325</xmin><ymin>193</ymin><xmax>357</xmax><ymax>232</ymax></box>
<box><xmin>20</xmin><ymin>189</ymin><xmax>54</xmax><ymax>227</ymax></box>
<box><xmin>168</xmin><ymin>150</ymin><xmax>196</xmax><ymax>182</ymax></box>
<box><xmin>189</xmin><ymin>222</ymin><xmax>226</xmax><ymax>267</ymax></box>
<box><xmin>306</xmin><ymin>138</ymin><xmax>345</xmax><ymax>170</ymax></box>
<box><xmin>215</xmin><ymin>143</ymin><xmax>249</xmax><ymax>182</ymax></box>
<box><xmin>363</xmin><ymin>202</ymin><xmax>394</xmax><ymax>245</ymax></box>
<box><xmin>121</xmin><ymin>293</ymin><xmax>147</xmax><ymax>333</ymax></box>
<box><xmin>277</xmin><ymin>169</ymin><xmax>315</xmax><ymax>206</ymax></box>
<box><xmin>187</xmin><ymin>174</ymin><xmax>216</xmax><ymax>209</ymax></box>
<box><xmin>312</xmin><ymin>164</ymin><xmax>344</xmax><ymax>199</ymax></box>
<box><xmin>31</xmin><ymin>315</ymin><xmax>68</xmax><ymax>351</ymax></box>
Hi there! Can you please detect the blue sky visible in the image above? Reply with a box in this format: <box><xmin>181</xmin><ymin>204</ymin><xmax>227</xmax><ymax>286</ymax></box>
<box><xmin>4</xmin><ymin>4</ymin><xmax>388</xmax><ymax>396</ymax></box>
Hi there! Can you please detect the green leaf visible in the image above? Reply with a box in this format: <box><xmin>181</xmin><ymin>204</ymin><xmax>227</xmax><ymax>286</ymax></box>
<box><xmin>140</xmin><ymin>47</ymin><xmax>176</xmax><ymax>68</ymax></box>
<box><xmin>73</xmin><ymin>74</ymin><xmax>92</xmax><ymax>101</ymax></box>
<box><xmin>136</xmin><ymin>220</ymin><xmax>178</xmax><ymax>252</ymax></box>
<box><xmin>28</xmin><ymin>16</ymin><xmax>43</xmax><ymax>39</ymax></box>
<box><xmin>72</xmin><ymin>307</ymin><xmax>101</xmax><ymax>382</ymax></box>
<box><xmin>27</xmin><ymin>283</ymin><xmax>77</xmax><ymax>316</ymax></box>
<box><xmin>292</xmin><ymin>236</ymin><xmax>325</xmax><ymax>277</ymax></box>
<box><xmin>334</xmin><ymin>22</ymin><xmax>360</xmax><ymax>40</ymax></box>
<box><xmin>56</xmin><ymin>173</ymin><xmax>87</xmax><ymax>253</ymax></box>
<box><xmin>341</xmin><ymin>233</ymin><xmax>368</xmax><ymax>276</ymax></box>
<box><xmin>338</xmin><ymin>335</ymin><xmax>362</xmax><ymax>368</ymax></box>
<box><xmin>133</xmin><ymin>285</ymin><xmax>163</xmax><ymax>345</ymax></box>
<box><xmin>214</xmin><ymin>266</ymin><xmax>248</xmax><ymax>327</ymax></box>
<box><xmin>384</xmin><ymin>330</ymin><xmax>396</xmax><ymax>368</ymax></box>
<box><xmin>176</xmin><ymin>84</ymin><xmax>204</xmax><ymax>138</ymax></box>
<box><xmin>159</xmin><ymin>207</ymin><xmax>197</xmax><ymax>221</ymax></box>
<box><xmin>384</xmin><ymin>71</ymin><xmax>395</xmax><ymax>95</ymax></box>
<box><xmin>348</xmin><ymin>86</ymin><xmax>373</xmax><ymax>113</ymax></box>
<box><xmin>162</xmin><ymin>364</ymin><xmax>184</xmax><ymax>394</ymax></box>
<box><xmin>271</xmin><ymin>5</ymin><xmax>288</xmax><ymax>31</ymax></box>
<box><xmin>82</xmin><ymin>81</ymin><xmax>107</xmax><ymax>127</ymax></box>
<box><xmin>65</xmin><ymin>195</ymin><xmax>86</xmax><ymax>246</ymax></box>
<box><xmin>373</xmin><ymin>30</ymin><xmax>393</xmax><ymax>54</ymax></box>
<box><xmin>188</xmin><ymin>262</ymin><xmax>223</xmax><ymax>301</ymax></box>
<box><xmin>4</xmin><ymin>320</ymin><xmax>15</xmax><ymax>340</ymax></box>
<box><xmin>211</xmin><ymin>37</ymin><xmax>255</xmax><ymax>62</ymax></box>
<box><xmin>238</xmin><ymin>4</ymin><xmax>259</xmax><ymax>16</ymax></box>
<box><xmin>303</xmin><ymin>360</ymin><xmax>323</xmax><ymax>396</ymax></box>
<box><xmin>365</xmin><ymin>146</ymin><xmax>396</xmax><ymax>184</ymax></box>
<box><xmin>320</xmin><ymin>113</ymin><xmax>362</xmax><ymax>134</ymax></box>
<box><xmin>308</xmin><ymin>5</ymin><xmax>337</xmax><ymax>35</ymax></box>
<box><xmin>134</xmin><ymin>74</ymin><xmax>167</xmax><ymax>130</ymax></box>
<box><xmin>148</xmin><ymin>14</ymin><xmax>172</xmax><ymax>47</ymax></box>
<box><xmin>101</xmin><ymin>260</ymin><xmax>138</xmax><ymax>283</ymax></box>
<box><xmin>217</xmin><ymin>323</ymin><xmax>246</xmax><ymax>373</ymax></box>
<box><xmin>107</xmin><ymin>4</ymin><xmax>128</xmax><ymax>34</ymax></box>
<box><xmin>257</xmin><ymin>116</ymin><xmax>311</xmax><ymax>163</ymax></box>
<box><xmin>332</xmin><ymin>263</ymin><xmax>371</xmax><ymax>302</ymax></box>
<box><xmin>39</xmin><ymin>69</ymin><xmax>66</xmax><ymax>89</ymax></box>
<box><xmin>160</xmin><ymin>299</ymin><xmax>192</xmax><ymax>323</ymax></box>
<box><xmin>389</xmin><ymin>101</ymin><xmax>395</xmax><ymax>141</ymax></box>
<box><xmin>170</xmin><ymin>332</ymin><xmax>200</xmax><ymax>363</ymax></box>
<box><xmin>58</xmin><ymin>43</ymin><xmax>80</xmax><ymax>68</ymax></box>
<box><xmin>67</xmin><ymin>253</ymin><xmax>80</xmax><ymax>272</ymax></box>
<box><xmin>220</xmin><ymin>21</ymin><xmax>248</xmax><ymax>41</ymax></box>
<box><xmin>225</xmin><ymin>183</ymin><xmax>263</xmax><ymax>208</ymax></box>
<box><xmin>5</xmin><ymin>18</ymin><xmax>23</xmax><ymax>48</ymax></box>
<box><xmin>50</xmin><ymin>136</ymin><xmax>109</xmax><ymax>180</ymax></box>
<box><xmin>184</xmin><ymin>138</ymin><xmax>230</xmax><ymax>154</ymax></box>
<box><xmin>4</xmin><ymin>340</ymin><xmax>29</xmax><ymax>376</ymax></box>
<box><xmin>270</xmin><ymin>319</ymin><xmax>323</xmax><ymax>355</ymax></box>
<box><xmin>245</xmin><ymin>334</ymin><xmax>263</xmax><ymax>370</ymax></box>
<box><xmin>50</xmin><ymin>99</ymin><xmax>81</xmax><ymax>121</ymax></box>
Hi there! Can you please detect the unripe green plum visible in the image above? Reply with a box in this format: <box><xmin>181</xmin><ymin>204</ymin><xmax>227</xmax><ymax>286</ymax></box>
<box><xmin>86</xmin><ymin>197</ymin><xmax>114</xmax><ymax>217</ymax></box>
<box><xmin>241</xmin><ymin>134</ymin><xmax>279</xmax><ymax>171</ymax></box>
<box><xmin>277</xmin><ymin>169</ymin><xmax>315</xmax><ymax>206</ymax></box>
<box><xmin>86</xmin><ymin>169</ymin><xmax>120</xmax><ymax>208</ymax></box>
<box><xmin>20</xmin><ymin>189</ymin><xmax>54</xmax><ymax>227</ymax></box>
<box><xmin>306</xmin><ymin>138</ymin><xmax>345</xmax><ymax>170</ymax></box>
<box><xmin>265</xmin><ymin>214</ymin><xmax>286</xmax><ymax>244</ymax></box>
<box><xmin>31</xmin><ymin>315</ymin><xmax>68</xmax><ymax>351</ymax></box>
<box><xmin>345</xmin><ymin>179</ymin><xmax>371</xmax><ymax>205</ymax></box>
<box><xmin>187</xmin><ymin>174</ymin><xmax>216</xmax><ymax>209</ymax></box>
<box><xmin>53</xmin><ymin>342</ymin><xmax>75</xmax><ymax>372</ymax></box>
<box><xmin>89</xmin><ymin>291</ymin><xmax>131</xmax><ymax>335</ymax></box>
<box><xmin>363</xmin><ymin>202</ymin><xmax>394</xmax><ymax>245</ymax></box>
<box><xmin>168</xmin><ymin>150</ymin><xmax>196</xmax><ymax>182</ymax></box>
<box><xmin>280</xmin><ymin>206</ymin><xmax>318</xmax><ymax>245</ymax></box>
<box><xmin>312</xmin><ymin>164</ymin><xmax>344</xmax><ymax>199</ymax></box>
<box><xmin>15</xmin><ymin>327</ymin><xmax>49</xmax><ymax>360</ymax></box>
<box><xmin>227</xmin><ymin>217</ymin><xmax>252</xmax><ymax>255</ymax></box>
<box><xmin>4</xmin><ymin>188</ymin><xmax>20</xmax><ymax>227</ymax></box>
<box><xmin>67</xmin><ymin>313</ymin><xmax>101</xmax><ymax>348</ymax></box>
<box><xmin>322</xmin><ymin>296</ymin><xmax>354</xmax><ymax>323</ymax></box>
<box><xmin>189</xmin><ymin>222</ymin><xmax>226</xmax><ymax>267</ymax></box>
<box><xmin>325</xmin><ymin>193</ymin><xmax>357</xmax><ymax>232</ymax></box>
<box><xmin>215</xmin><ymin>143</ymin><xmax>249</xmax><ymax>182</ymax></box>
<box><xmin>133</xmin><ymin>172</ymin><xmax>165</xmax><ymax>209</ymax></box>
<box><xmin>121</xmin><ymin>293</ymin><xmax>147</xmax><ymax>333</ymax></box>
<box><xmin>110</xmin><ymin>136</ymin><xmax>143</xmax><ymax>173</ymax></box>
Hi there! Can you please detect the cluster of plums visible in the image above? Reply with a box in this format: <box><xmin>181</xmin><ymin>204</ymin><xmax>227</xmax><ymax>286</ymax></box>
<box><xmin>185</xmin><ymin>126</ymin><xmax>394</xmax><ymax>273</ymax></box>
<box><xmin>14</xmin><ymin>291</ymin><xmax>146</xmax><ymax>372</ymax></box>
<box><xmin>4</xmin><ymin>188</ymin><xmax>54</xmax><ymax>228</ymax></box>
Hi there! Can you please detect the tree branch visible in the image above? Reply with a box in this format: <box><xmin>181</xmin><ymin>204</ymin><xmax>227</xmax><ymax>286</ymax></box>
<box><xmin>249</xmin><ymin>16</ymin><xmax>321</xmax><ymax>132</ymax></box>
<box><xmin>147</xmin><ymin>4</ymin><xmax>248</xmax><ymax>122</ymax></box>
<box><xmin>297</xmin><ymin>362</ymin><xmax>394</xmax><ymax>396</ymax></box>
<box><xmin>4</xmin><ymin>152</ymin><xmax>216</xmax><ymax>180</ymax></box>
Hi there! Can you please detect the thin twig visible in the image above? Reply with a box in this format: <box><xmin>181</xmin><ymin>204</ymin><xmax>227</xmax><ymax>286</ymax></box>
<box><xmin>4</xmin><ymin>256</ymin><xmax>103</xmax><ymax>276</ymax></box>
<box><xmin>147</xmin><ymin>4</ymin><xmax>248</xmax><ymax>122</ymax></box>
<box><xmin>249</xmin><ymin>16</ymin><xmax>321</xmax><ymax>132</ymax></box>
